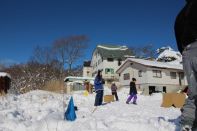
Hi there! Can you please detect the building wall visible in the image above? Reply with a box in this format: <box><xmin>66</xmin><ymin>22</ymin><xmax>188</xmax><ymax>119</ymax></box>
<box><xmin>91</xmin><ymin>51</ymin><xmax>103</xmax><ymax>76</ymax></box>
<box><xmin>83</xmin><ymin>67</ymin><xmax>93</xmax><ymax>77</ymax></box>
<box><xmin>91</xmin><ymin>50</ymin><xmax>122</xmax><ymax>81</ymax></box>
<box><xmin>102</xmin><ymin>60</ymin><xmax>120</xmax><ymax>80</ymax></box>
<box><xmin>118</xmin><ymin>61</ymin><xmax>188</xmax><ymax>95</ymax></box>
<box><xmin>119</xmin><ymin>62</ymin><xmax>148</xmax><ymax>88</ymax></box>
<box><xmin>146</xmin><ymin>67</ymin><xmax>185</xmax><ymax>86</ymax></box>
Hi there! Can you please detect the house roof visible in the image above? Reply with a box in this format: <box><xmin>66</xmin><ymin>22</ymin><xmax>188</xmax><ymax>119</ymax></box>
<box><xmin>96</xmin><ymin>44</ymin><xmax>132</xmax><ymax>60</ymax></box>
<box><xmin>0</xmin><ymin>72</ymin><xmax>11</xmax><ymax>78</ymax></box>
<box><xmin>64</xmin><ymin>76</ymin><xmax>94</xmax><ymax>82</ymax></box>
<box><xmin>116</xmin><ymin>58</ymin><xmax>183</xmax><ymax>73</ymax></box>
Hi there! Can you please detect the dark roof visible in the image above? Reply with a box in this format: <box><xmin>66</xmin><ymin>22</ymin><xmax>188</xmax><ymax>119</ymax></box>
<box><xmin>83</xmin><ymin>61</ymin><xmax>91</xmax><ymax>67</ymax></box>
<box><xmin>96</xmin><ymin>44</ymin><xmax>132</xmax><ymax>60</ymax></box>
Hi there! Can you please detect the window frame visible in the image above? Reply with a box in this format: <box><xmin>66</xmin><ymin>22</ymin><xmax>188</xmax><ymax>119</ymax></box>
<box><xmin>152</xmin><ymin>70</ymin><xmax>162</xmax><ymax>78</ymax></box>
<box><xmin>138</xmin><ymin>70</ymin><xmax>142</xmax><ymax>77</ymax></box>
<box><xmin>123</xmin><ymin>73</ymin><xmax>130</xmax><ymax>80</ymax></box>
<box><xmin>170</xmin><ymin>72</ymin><xmax>177</xmax><ymax>79</ymax></box>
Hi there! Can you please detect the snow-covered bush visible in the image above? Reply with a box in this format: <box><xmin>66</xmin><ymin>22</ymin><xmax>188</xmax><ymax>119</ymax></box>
<box><xmin>3</xmin><ymin>62</ymin><xmax>61</xmax><ymax>94</ymax></box>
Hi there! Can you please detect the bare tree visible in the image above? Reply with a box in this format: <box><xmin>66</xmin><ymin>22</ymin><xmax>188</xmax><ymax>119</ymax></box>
<box><xmin>53</xmin><ymin>35</ymin><xmax>89</xmax><ymax>75</ymax></box>
<box><xmin>4</xmin><ymin>62</ymin><xmax>61</xmax><ymax>94</ymax></box>
<box><xmin>0</xmin><ymin>63</ymin><xmax>5</xmax><ymax>71</ymax></box>
<box><xmin>30</xmin><ymin>45</ymin><xmax>55</xmax><ymax>65</ymax></box>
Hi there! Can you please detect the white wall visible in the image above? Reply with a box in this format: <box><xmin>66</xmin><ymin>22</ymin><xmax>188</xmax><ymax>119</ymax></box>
<box><xmin>119</xmin><ymin>62</ymin><xmax>148</xmax><ymax>87</ymax></box>
<box><xmin>102</xmin><ymin>60</ymin><xmax>120</xmax><ymax>80</ymax></box>
<box><xmin>83</xmin><ymin>67</ymin><xmax>93</xmax><ymax>77</ymax></box>
<box><xmin>146</xmin><ymin>67</ymin><xmax>185</xmax><ymax>86</ymax></box>
<box><xmin>91</xmin><ymin>51</ymin><xmax>103</xmax><ymax>76</ymax></box>
<box><xmin>118</xmin><ymin>61</ymin><xmax>188</xmax><ymax>94</ymax></box>
<box><xmin>91</xmin><ymin>50</ymin><xmax>122</xmax><ymax>80</ymax></box>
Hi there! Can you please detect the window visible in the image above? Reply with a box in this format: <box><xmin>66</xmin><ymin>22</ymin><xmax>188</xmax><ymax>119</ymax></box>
<box><xmin>123</xmin><ymin>73</ymin><xmax>130</xmax><ymax>80</ymax></box>
<box><xmin>179</xmin><ymin>72</ymin><xmax>184</xmax><ymax>80</ymax></box>
<box><xmin>138</xmin><ymin>70</ymin><xmax>142</xmax><ymax>77</ymax></box>
<box><xmin>153</xmin><ymin>70</ymin><xmax>162</xmax><ymax>78</ymax></box>
<box><xmin>170</xmin><ymin>72</ymin><xmax>177</xmax><ymax>79</ymax></box>
<box><xmin>105</xmin><ymin>68</ymin><xmax>111</xmax><ymax>74</ymax></box>
<box><xmin>105</xmin><ymin>68</ymin><xmax>114</xmax><ymax>74</ymax></box>
<box><xmin>107</xmin><ymin>58</ymin><xmax>114</xmax><ymax>62</ymax></box>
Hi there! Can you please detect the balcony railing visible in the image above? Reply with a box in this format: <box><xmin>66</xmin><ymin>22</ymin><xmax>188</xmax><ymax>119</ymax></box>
<box><xmin>103</xmin><ymin>74</ymin><xmax>119</xmax><ymax>80</ymax></box>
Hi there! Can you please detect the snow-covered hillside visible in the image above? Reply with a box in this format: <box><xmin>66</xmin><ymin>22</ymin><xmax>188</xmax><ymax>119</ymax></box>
<box><xmin>0</xmin><ymin>88</ymin><xmax>181</xmax><ymax>131</ymax></box>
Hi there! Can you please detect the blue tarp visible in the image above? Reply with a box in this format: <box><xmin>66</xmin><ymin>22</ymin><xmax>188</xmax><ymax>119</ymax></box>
<box><xmin>64</xmin><ymin>96</ymin><xmax>77</xmax><ymax>121</ymax></box>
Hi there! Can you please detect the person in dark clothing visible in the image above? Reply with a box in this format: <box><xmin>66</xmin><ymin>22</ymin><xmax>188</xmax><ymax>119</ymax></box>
<box><xmin>174</xmin><ymin>0</ymin><xmax>197</xmax><ymax>130</ymax></box>
<box><xmin>111</xmin><ymin>82</ymin><xmax>119</xmax><ymax>101</ymax></box>
<box><xmin>94</xmin><ymin>70</ymin><xmax>105</xmax><ymax>106</ymax></box>
<box><xmin>126</xmin><ymin>78</ymin><xmax>137</xmax><ymax>104</ymax></box>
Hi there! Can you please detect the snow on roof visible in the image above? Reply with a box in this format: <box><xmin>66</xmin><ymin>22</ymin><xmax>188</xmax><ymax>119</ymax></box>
<box><xmin>157</xmin><ymin>47</ymin><xmax>182</xmax><ymax>62</ymax></box>
<box><xmin>97</xmin><ymin>45</ymin><xmax>128</xmax><ymax>50</ymax></box>
<box><xmin>64</xmin><ymin>76</ymin><xmax>94</xmax><ymax>82</ymax></box>
<box><xmin>126</xmin><ymin>58</ymin><xmax>183</xmax><ymax>70</ymax></box>
<box><xmin>0</xmin><ymin>72</ymin><xmax>11</xmax><ymax>78</ymax></box>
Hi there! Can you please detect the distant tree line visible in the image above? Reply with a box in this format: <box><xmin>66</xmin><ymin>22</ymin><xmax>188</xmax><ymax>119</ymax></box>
<box><xmin>1</xmin><ymin>35</ymin><xmax>88</xmax><ymax>94</ymax></box>
<box><xmin>129</xmin><ymin>44</ymin><xmax>156</xmax><ymax>59</ymax></box>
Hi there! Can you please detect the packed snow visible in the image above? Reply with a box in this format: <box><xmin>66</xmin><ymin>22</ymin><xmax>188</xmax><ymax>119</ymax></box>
<box><xmin>0</xmin><ymin>88</ymin><xmax>181</xmax><ymax>131</ymax></box>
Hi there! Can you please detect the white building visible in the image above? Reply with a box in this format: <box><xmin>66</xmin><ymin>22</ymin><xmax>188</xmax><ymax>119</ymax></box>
<box><xmin>116</xmin><ymin>58</ymin><xmax>188</xmax><ymax>95</ymax></box>
<box><xmin>83</xmin><ymin>61</ymin><xmax>93</xmax><ymax>78</ymax></box>
<box><xmin>91</xmin><ymin>44</ymin><xmax>132</xmax><ymax>83</ymax></box>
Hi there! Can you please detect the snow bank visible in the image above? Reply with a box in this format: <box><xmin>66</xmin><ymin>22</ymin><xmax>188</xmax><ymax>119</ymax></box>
<box><xmin>0</xmin><ymin>88</ymin><xmax>181</xmax><ymax>131</ymax></box>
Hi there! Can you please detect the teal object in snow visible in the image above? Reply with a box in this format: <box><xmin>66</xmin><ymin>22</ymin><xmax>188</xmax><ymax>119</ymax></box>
<box><xmin>64</xmin><ymin>96</ymin><xmax>77</xmax><ymax>121</ymax></box>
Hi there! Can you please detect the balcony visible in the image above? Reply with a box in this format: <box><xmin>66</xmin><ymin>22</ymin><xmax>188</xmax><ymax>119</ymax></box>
<box><xmin>103</xmin><ymin>74</ymin><xmax>119</xmax><ymax>80</ymax></box>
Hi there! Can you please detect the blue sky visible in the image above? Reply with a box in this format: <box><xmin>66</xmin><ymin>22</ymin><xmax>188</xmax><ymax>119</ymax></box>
<box><xmin>0</xmin><ymin>0</ymin><xmax>185</xmax><ymax>66</ymax></box>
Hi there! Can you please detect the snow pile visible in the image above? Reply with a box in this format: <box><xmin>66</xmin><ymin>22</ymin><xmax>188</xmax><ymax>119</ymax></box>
<box><xmin>0</xmin><ymin>88</ymin><xmax>181</xmax><ymax>131</ymax></box>
<box><xmin>0</xmin><ymin>72</ymin><xmax>11</xmax><ymax>78</ymax></box>
<box><xmin>156</xmin><ymin>46</ymin><xmax>182</xmax><ymax>65</ymax></box>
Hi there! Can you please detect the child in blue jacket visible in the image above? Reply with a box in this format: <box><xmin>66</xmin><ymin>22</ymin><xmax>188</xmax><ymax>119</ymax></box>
<box><xmin>94</xmin><ymin>70</ymin><xmax>105</xmax><ymax>106</ymax></box>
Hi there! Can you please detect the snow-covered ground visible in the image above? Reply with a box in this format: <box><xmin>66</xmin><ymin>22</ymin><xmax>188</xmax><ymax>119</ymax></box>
<box><xmin>0</xmin><ymin>88</ymin><xmax>181</xmax><ymax>131</ymax></box>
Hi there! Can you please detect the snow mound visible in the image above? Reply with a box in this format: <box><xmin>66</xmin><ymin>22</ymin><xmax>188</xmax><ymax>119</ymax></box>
<box><xmin>0</xmin><ymin>88</ymin><xmax>181</xmax><ymax>131</ymax></box>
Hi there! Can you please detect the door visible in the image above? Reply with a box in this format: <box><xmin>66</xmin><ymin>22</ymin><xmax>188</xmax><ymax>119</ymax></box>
<box><xmin>149</xmin><ymin>86</ymin><xmax>155</xmax><ymax>95</ymax></box>
<box><xmin>178</xmin><ymin>72</ymin><xmax>184</xmax><ymax>86</ymax></box>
